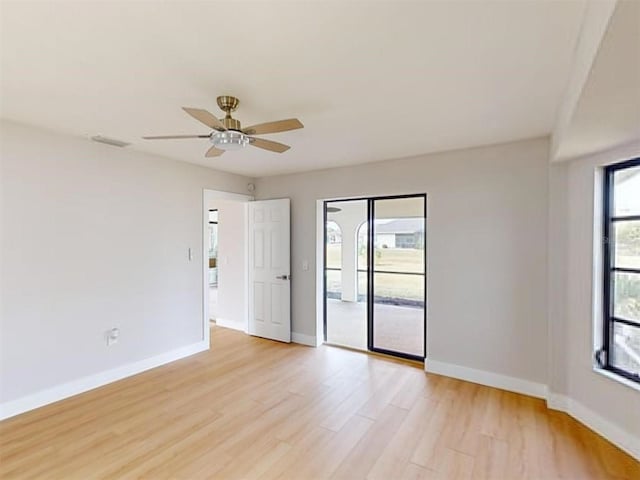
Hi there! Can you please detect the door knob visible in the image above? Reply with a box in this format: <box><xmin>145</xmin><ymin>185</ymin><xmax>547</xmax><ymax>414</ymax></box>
<box><xmin>276</xmin><ymin>274</ymin><xmax>290</xmax><ymax>280</ymax></box>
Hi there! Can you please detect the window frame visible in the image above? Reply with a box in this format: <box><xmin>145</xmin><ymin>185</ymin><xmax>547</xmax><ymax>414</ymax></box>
<box><xmin>600</xmin><ymin>157</ymin><xmax>640</xmax><ymax>384</ymax></box>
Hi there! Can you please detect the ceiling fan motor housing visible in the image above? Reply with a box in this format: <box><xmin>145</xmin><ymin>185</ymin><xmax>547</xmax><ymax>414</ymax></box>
<box><xmin>217</xmin><ymin>95</ymin><xmax>242</xmax><ymax>130</ymax></box>
<box><xmin>222</xmin><ymin>117</ymin><xmax>241</xmax><ymax>130</ymax></box>
<box><xmin>217</xmin><ymin>95</ymin><xmax>240</xmax><ymax>113</ymax></box>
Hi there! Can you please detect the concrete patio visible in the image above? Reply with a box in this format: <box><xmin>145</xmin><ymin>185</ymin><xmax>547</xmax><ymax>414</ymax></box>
<box><xmin>326</xmin><ymin>298</ymin><xmax>424</xmax><ymax>357</ymax></box>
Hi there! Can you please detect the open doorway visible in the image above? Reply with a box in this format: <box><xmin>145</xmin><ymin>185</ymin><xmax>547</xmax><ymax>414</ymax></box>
<box><xmin>208</xmin><ymin>209</ymin><xmax>219</xmax><ymax>321</ymax></box>
<box><xmin>323</xmin><ymin>194</ymin><xmax>426</xmax><ymax>361</ymax></box>
<box><xmin>202</xmin><ymin>189</ymin><xmax>252</xmax><ymax>345</ymax></box>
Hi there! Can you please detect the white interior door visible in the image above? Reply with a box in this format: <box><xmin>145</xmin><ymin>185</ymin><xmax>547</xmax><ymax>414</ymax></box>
<box><xmin>248</xmin><ymin>199</ymin><xmax>291</xmax><ymax>342</ymax></box>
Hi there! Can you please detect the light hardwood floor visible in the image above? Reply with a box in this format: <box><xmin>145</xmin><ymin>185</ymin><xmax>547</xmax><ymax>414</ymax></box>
<box><xmin>1</xmin><ymin>326</ymin><xmax>638</xmax><ymax>479</ymax></box>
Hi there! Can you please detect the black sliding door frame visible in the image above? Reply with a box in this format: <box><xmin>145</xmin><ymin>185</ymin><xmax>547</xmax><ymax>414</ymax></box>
<box><xmin>322</xmin><ymin>197</ymin><xmax>366</xmax><ymax>344</ymax></box>
<box><xmin>323</xmin><ymin>193</ymin><xmax>427</xmax><ymax>361</ymax></box>
<box><xmin>369</xmin><ymin>194</ymin><xmax>427</xmax><ymax>361</ymax></box>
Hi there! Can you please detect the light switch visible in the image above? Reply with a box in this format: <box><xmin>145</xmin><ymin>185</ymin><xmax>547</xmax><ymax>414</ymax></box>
<box><xmin>302</xmin><ymin>260</ymin><xmax>309</xmax><ymax>271</ymax></box>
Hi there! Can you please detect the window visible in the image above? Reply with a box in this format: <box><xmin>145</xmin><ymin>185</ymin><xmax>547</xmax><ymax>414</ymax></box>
<box><xmin>600</xmin><ymin>158</ymin><xmax>640</xmax><ymax>383</ymax></box>
<box><xmin>395</xmin><ymin>233</ymin><xmax>416</xmax><ymax>249</ymax></box>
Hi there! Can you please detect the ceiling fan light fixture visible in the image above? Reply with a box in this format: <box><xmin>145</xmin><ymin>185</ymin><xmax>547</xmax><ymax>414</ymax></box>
<box><xmin>210</xmin><ymin>130</ymin><xmax>249</xmax><ymax>150</ymax></box>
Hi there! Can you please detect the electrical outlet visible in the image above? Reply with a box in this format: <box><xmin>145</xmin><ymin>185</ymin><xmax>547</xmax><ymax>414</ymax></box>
<box><xmin>106</xmin><ymin>328</ymin><xmax>119</xmax><ymax>346</ymax></box>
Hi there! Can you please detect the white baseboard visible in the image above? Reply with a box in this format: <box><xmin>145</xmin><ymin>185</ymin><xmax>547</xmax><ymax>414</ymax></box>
<box><xmin>546</xmin><ymin>393</ymin><xmax>640</xmax><ymax>461</ymax></box>
<box><xmin>4</xmin><ymin>342</ymin><xmax>636</xmax><ymax>462</ymax></box>
<box><xmin>292</xmin><ymin>332</ymin><xmax>317</xmax><ymax>347</ymax></box>
<box><xmin>545</xmin><ymin>392</ymin><xmax>570</xmax><ymax>411</ymax></box>
<box><xmin>423</xmin><ymin>360</ymin><xmax>638</xmax><ymax>461</ymax></box>
<box><xmin>215</xmin><ymin>317</ymin><xmax>247</xmax><ymax>333</ymax></box>
<box><xmin>0</xmin><ymin>340</ymin><xmax>208</xmax><ymax>421</ymax></box>
<box><xmin>425</xmin><ymin>359</ymin><xmax>547</xmax><ymax>399</ymax></box>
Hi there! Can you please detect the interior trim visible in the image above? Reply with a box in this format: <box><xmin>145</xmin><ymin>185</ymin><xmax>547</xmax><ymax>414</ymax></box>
<box><xmin>426</xmin><ymin>359</ymin><xmax>639</xmax><ymax>461</ymax></box>
<box><xmin>0</xmin><ymin>340</ymin><xmax>208</xmax><ymax>421</ymax></box>
<box><xmin>425</xmin><ymin>359</ymin><xmax>547</xmax><ymax>398</ymax></box>
<box><xmin>547</xmin><ymin>393</ymin><xmax>640</xmax><ymax>461</ymax></box>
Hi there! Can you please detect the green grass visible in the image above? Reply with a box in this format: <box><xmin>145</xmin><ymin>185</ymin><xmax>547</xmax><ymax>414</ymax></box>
<box><xmin>327</xmin><ymin>244</ymin><xmax>424</xmax><ymax>271</ymax></box>
<box><xmin>326</xmin><ymin>244</ymin><xmax>425</xmax><ymax>300</ymax></box>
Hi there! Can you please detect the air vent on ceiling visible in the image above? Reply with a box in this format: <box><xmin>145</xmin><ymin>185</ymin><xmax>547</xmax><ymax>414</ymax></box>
<box><xmin>90</xmin><ymin>135</ymin><xmax>130</xmax><ymax>148</ymax></box>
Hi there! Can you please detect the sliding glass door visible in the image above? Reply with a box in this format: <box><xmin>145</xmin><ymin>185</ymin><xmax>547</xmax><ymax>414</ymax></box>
<box><xmin>324</xmin><ymin>200</ymin><xmax>368</xmax><ymax>350</ymax></box>
<box><xmin>324</xmin><ymin>194</ymin><xmax>426</xmax><ymax>360</ymax></box>
<box><xmin>370</xmin><ymin>196</ymin><xmax>425</xmax><ymax>358</ymax></box>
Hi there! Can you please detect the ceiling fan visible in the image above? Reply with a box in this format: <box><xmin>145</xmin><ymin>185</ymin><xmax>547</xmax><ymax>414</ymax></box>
<box><xmin>142</xmin><ymin>95</ymin><xmax>304</xmax><ymax>157</ymax></box>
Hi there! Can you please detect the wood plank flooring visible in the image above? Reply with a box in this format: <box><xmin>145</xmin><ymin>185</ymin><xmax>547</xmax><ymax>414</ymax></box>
<box><xmin>1</xmin><ymin>326</ymin><xmax>638</xmax><ymax>479</ymax></box>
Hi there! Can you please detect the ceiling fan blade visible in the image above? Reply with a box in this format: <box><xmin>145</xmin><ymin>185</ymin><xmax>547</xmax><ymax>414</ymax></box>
<box><xmin>243</xmin><ymin>118</ymin><xmax>303</xmax><ymax>136</ymax></box>
<box><xmin>205</xmin><ymin>146</ymin><xmax>225</xmax><ymax>157</ymax></box>
<box><xmin>182</xmin><ymin>107</ymin><xmax>226</xmax><ymax>131</ymax></box>
<box><xmin>142</xmin><ymin>134</ymin><xmax>210</xmax><ymax>140</ymax></box>
<box><xmin>249</xmin><ymin>137</ymin><xmax>291</xmax><ymax>153</ymax></box>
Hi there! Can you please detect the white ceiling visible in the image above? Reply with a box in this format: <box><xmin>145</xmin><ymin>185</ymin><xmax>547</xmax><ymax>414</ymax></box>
<box><xmin>0</xmin><ymin>0</ymin><xmax>587</xmax><ymax>177</ymax></box>
<box><xmin>554</xmin><ymin>0</ymin><xmax>640</xmax><ymax>161</ymax></box>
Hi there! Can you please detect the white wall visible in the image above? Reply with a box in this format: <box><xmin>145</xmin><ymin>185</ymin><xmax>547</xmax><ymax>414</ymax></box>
<box><xmin>547</xmin><ymin>162</ymin><xmax>570</xmax><ymax>397</ymax></box>
<box><xmin>553</xmin><ymin>0</ymin><xmax>640</xmax><ymax>162</ymax></box>
<box><xmin>256</xmin><ymin>137</ymin><xmax>549</xmax><ymax>387</ymax></box>
<box><xmin>0</xmin><ymin>121</ymin><xmax>252</xmax><ymax>413</ymax></box>
<box><xmin>209</xmin><ymin>199</ymin><xmax>248</xmax><ymax>331</ymax></box>
<box><xmin>548</xmin><ymin>140</ymin><xmax>640</xmax><ymax>457</ymax></box>
<box><xmin>550</xmin><ymin>0</ymin><xmax>617</xmax><ymax>160</ymax></box>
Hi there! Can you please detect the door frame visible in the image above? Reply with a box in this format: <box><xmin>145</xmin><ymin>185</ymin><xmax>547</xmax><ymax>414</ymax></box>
<box><xmin>318</xmin><ymin>193</ymin><xmax>427</xmax><ymax>362</ymax></box>
<box><xmin>202</xmin><ymin>189</ymin><xmax>253</xmax><ymax>349</ymax></box>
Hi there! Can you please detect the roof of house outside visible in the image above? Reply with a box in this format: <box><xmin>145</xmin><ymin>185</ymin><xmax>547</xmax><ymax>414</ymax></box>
<box><xmin>375</xmin><ymin>218</ymin><xmax>424</xmax><ymax>234</ymax></box>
